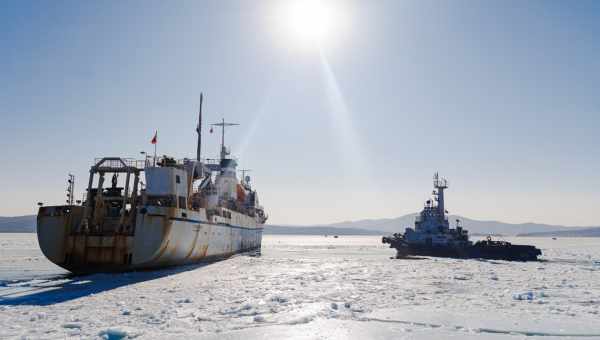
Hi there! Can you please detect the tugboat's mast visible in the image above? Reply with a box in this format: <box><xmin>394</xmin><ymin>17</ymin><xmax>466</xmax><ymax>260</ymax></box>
<box><xmin>211</xmin><ymin>119</ymin><xmax>239</xmax><ymax>160</ymax></box>
<box><xmin>433</xmin><ymin>172</ymin><xmax>448</xmax><ymax>217</ymax></box>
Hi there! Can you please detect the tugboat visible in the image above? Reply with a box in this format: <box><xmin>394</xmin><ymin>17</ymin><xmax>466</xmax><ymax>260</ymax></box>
<box><xmin>36</xmin><ymin>94</ymin><xmax>267</xmax><ymax>273</ymax></box>
<box><xmin>382</xmin><ymin>174</ymin><xmax>541</xmax><ymax>261</ymax></box>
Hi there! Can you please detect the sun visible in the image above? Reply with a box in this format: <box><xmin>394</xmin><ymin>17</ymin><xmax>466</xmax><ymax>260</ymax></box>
<box><xmin>281</xmin><ymin>0</ymin><xmax>336</xmax><ymax>45</ymax></box>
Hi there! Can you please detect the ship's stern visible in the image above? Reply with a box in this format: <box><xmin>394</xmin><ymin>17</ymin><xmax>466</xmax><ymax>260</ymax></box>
<box><xmin>37</xmin><ymin>205</ymin><xmax>84</xmax><ymax>269</ymax></box>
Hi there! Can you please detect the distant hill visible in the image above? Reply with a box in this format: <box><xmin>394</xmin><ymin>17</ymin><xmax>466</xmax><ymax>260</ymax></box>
<box><xmin>0</xmin><ymin>214</ymin><xmax>597</xmax><ymax>237</ymax></box>
<box><xmin>269</xmin><ymin>214</ymin><xmax>596</xmax><ymax>237</ymax></box>
<box><xmin>518</xmin><ymin>227</ymin><xmax>600</xmax><ymax>237</ymax></box>
<box><xmin>324</xmin><ymin>214</ymin><xmax>597</xmax><ymax>236</ymax></box>
<box><xmin>0</xmin><ymin>215</ymin><xmax>36</xmax><ymax>233</ymax></box>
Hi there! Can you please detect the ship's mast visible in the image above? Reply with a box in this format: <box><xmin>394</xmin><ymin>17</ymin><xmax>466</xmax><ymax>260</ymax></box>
<box><xmin>66</xmin><ymin>174</ymin><xmax>75</xmax><ymax>205</ymax></box>
<box><xmin>211</xmin><ymin>118</ymin><xmax>239</xmax><ymax>160</ymax></box>
<box><xmin>196</xmin><ymin>93</ymin><xmax>203</xmax><ymax>161</ymax></box>
<box><xmin>433</xmin><ymin>172</ymin><xmax>448</xmax><ymax>216</ymax></box>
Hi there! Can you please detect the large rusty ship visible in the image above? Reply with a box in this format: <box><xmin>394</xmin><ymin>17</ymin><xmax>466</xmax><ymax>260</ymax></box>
<box><xmin>36</xmin><ymin>94</ymin><xmax>267</xmax><ymax>273</ymax></box>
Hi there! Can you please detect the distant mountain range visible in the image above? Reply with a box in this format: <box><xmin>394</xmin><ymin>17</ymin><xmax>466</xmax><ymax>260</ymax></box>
<box><xmin>0</xmin><ymin>214</ymin><xmax>598</xmax><ymax>237</ymax></box>
<box><xmin>268</xmin><ymin>213</ymin><xmax>599</xmax><ymax>236</ymax></box>
<box><xmin>518</xmin><ymin>227</ymin><xmax>600</xmax><ymax>237</ymax></box>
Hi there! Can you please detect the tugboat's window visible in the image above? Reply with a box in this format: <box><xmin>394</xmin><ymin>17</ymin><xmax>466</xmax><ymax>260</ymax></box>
<box><xmin>176</xmin><ymin>175</ymin><xmax>181</xmax><ymax>184</ymax></box>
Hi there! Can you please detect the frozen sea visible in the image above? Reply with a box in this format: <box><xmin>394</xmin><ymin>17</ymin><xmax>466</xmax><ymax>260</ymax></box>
<box><xmin>1</xmin><ymin>234</ymin><xmax>600</xmax><ymax>339</ymax></box>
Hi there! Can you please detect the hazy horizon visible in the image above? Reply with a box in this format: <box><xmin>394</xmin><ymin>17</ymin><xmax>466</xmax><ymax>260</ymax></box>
<box><xmin>2</xmin><ymin>0</ymin><xmax>599</xmax><ymax>226</ymax></box>
<box><xmin>1</xmin><ymin>207</ymin><xmax>599</xmax><ymax>230</ymax></box>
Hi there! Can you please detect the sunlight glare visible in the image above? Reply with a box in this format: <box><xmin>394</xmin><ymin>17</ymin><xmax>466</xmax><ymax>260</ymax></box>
<box><xmin>319</xmin><ymin>51</ymin><xmax>388</xmax><ymax>212</ymax></box>
<box><xmin>283</xmin><ymin>0</ymin><xmax>336</xmax><ymax>45</ymax></box>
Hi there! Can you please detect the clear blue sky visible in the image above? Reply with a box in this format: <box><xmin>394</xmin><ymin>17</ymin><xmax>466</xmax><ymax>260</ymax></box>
<box><xmin>1</xmin><ymin>0</ymin><xmax>599</xmax><ymax>226</ymax></box>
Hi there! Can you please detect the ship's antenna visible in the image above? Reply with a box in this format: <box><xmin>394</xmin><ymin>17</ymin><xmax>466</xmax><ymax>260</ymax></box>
<box><xmin>66</xmin><ymin>174</ymin><xmax>75</xmax><ymax>205</ymax></box>
<box><xmin>211</xmin><ymin>118</ymin><xmax>239</xmax><ymax>160</ymax></box>
<box><xmin>239</xmin><ymin>169</ymin><xmax>252</xmax><ymax>183</ymax></box>
<box><xmin>196</xmin><ymin>92</ymin><xmax>203</xmax><ymax>161</ymax></box>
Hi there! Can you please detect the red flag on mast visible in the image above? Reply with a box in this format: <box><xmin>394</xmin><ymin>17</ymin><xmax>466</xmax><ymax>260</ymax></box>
<box><xmin>151</xmin><ymin>131</ymin><xmax>157</xmax><ymax>144</ymax></box>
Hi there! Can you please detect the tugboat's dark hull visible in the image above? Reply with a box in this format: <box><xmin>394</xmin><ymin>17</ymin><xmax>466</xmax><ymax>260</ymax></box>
<box><xmin>468</xmin><ymin>243</ymin><xmax>541</xmax><ymax>261</ymax></box>
<box><xmin>382</xmin><ymin>238</ymin><xmax>542</xmax><ymax>262</ymax></box>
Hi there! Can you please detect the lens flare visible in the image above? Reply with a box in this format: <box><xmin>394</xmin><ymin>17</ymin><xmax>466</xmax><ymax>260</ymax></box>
<box><xmin>274</xmin><ymin>0</ymin><xmax>343</xmax><ymax>47</ymax></box>
<box><xmin>319</xmin><ymin>52</ymin><xmax>375</xmax><ymax>183</ymax></box>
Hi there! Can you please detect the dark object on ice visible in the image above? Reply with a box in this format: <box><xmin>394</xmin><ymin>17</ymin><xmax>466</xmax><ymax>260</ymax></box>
<box><xmin>382</xmin><ymin>174</ymin><xmax>542</xmax><ymax>262</ymax></box>
<box><xmin>383</xmin><ymin>235</ymin><xmax>541</xmax><ymax>261</ymax></box>
<box><xmin>333</xmin><ymin>235</ymin><xmax>339</xmax><ymax>238</ymax></box>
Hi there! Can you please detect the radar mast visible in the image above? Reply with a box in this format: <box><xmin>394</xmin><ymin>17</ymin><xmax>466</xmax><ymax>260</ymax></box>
<box><xmin>433</xmin><ymin>172</ymin><xmax>448</xmax><ymax>217</ymax></box>
<box><xmin>211</xmin><ymin>118</ymin><xmax>239</xmax><ymax>160</ymax></box>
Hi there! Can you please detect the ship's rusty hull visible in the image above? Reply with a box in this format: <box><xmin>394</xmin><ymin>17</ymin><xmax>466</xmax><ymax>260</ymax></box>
<box><xmin>37</xmin><ymin>205</ymin><xmax>263</xmax><ymax>273</ymax></box>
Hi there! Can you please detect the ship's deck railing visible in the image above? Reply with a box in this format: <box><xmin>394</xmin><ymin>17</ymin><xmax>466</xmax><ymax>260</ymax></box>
<box><xmin>93</xmin><ymin>158</ymin><xmax>147</xmax><ymax>172</ymax></box>
<box><xmin>93</xmin><ymin>157</ymin><xmax>195</xmax><ymax>170</ymax></box>
<box><xmin>200</xmin><ymin>157</ymin><xmax>238</xmax><ymax>164</ymax></box>
<box><xmin>92</xmin><ymin>156</ymin><xmax>235</xmax><ymax>171</ymax></box>
<box><xmin>149</xmin><ymin>157</ymin><xmax>225</xmax><ymax>166</ymax></box>
<box><xmin>177</xmin><ymin>158</ymin><xmax>228</xmax><ymax>166</ymax></box>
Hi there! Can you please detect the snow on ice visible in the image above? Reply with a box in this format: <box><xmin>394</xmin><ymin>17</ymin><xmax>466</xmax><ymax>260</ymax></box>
<box><xmin>0</xmin><ymin>234</ymin><xmax>600</xmax><ymax>339</ymax></box>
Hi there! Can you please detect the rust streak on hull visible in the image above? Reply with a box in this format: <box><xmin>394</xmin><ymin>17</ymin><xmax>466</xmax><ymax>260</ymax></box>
<box><xmin>184</xmin><ymin>225</ymin><xmax>202</xmax><ymax>260</ymax></box>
